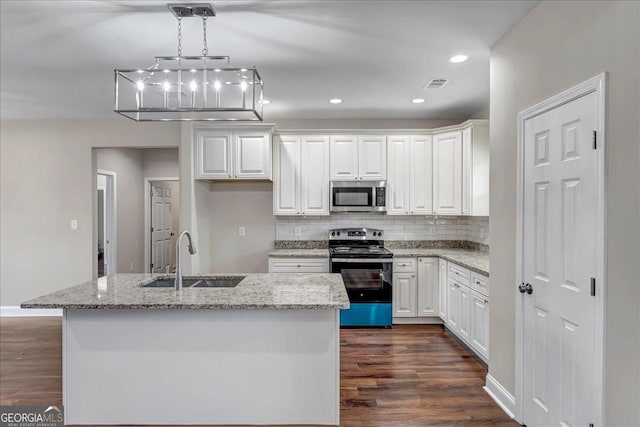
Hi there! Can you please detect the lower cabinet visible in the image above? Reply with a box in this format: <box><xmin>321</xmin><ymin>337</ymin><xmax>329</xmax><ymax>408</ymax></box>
<box><xmin>392</xmin><ymin>257</ymin><xmax>439</xmax><ymax>321</ymax></box>
<box><xmin>443</xmin><ymin>262</ymin><xmax>490</xmax><ymax>362</ymax></box>
<box><xmin>268</xmin><ymin>257</ymin><xmax>329</xmax><ymax>273</ymax></box>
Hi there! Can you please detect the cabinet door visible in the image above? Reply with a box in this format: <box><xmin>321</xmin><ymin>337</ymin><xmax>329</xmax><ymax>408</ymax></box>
<box><xmin>433</xmin><ymin>131</ymin><xmax>462</xmax><ymax>214</ymax></box>
<box><xmin>459</xmin><ymin>285</ymin><xmax>471</xmax><ymax>342</ymax></box>
<box><xmin>446</xmin><ymin>279</ymin><xmax>460</xmax><ymax>331</ymax></box>
<box><xmin>273</xmin><ymin>136</ymin><xmax>300</xmax><ymax>215</ymax></box>
<box><xmin>196</xmin><ymin>130</ymin><xmax>233</xmax><ymax>179</ymax></box>
<box><xmin>386</xmin><ymin>136</ymin><xmax>410</xmax><ymax>215</ymax></box>
<box><xmin>300</xmin><ymin>136</ymin><xmax>330</xmax><ymax>215</ymax></box>
<box><xmin>235</xmin><ymin>131</ymin><xmax>271</xmax><ymax>179</ymax></box>
<box><xmin>330</xmin><ymin>136</ymin><xmax>359</xmax><ymax>180</ymax></box>
<box><xmin>438</xmin><ymin>259</ymin><xmax>448</xmax><ymax>320</ymax></box>
<box><xmin>470</xmin><ymin>291</ymin><xmax>489</xmax><ymax>359</ymax></box>
<box><xmin>410</xmin><ymin>135</ymin><xmax>433</xmax><ymax>214</ymax></box>
<box><xmin>392</xmin><ymin>272</ymin><xmax>417</xmax><ymax>317</ymax></box>
<box><xmin>358</xmin><ymin>136</ymin><xmax>387</xmax><ymax>180</ymax></box>
<box><xmin>417</xmin><ymin>257</ymin><xmax>439</xmax><ymax>317</ymax></box>
<box><xmin>462</xmin><ymin>127</ymin><xmax>472</xmax><ymax>215</ymax></box>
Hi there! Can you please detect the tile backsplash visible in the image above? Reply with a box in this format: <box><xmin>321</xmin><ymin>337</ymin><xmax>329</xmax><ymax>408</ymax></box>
<box><xmin>276</xmin><ymin>215</ymin><xmax>489</xmax><ymax>244</ymax></box>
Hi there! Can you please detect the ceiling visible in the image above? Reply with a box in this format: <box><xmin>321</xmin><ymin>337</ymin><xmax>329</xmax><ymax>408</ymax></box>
<box><xmin>0</xmin><ymin>0</ymin><xmax>537</xmax><ymax>120</ymax></box>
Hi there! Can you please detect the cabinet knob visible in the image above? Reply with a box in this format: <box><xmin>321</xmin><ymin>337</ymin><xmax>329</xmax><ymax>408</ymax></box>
<box><xmin>411</xmin><ymin>275</ymin><xmax>415</xmax><ymax>278</ymax></box>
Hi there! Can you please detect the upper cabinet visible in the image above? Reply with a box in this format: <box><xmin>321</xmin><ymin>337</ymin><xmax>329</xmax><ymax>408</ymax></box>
<box><xmin>387</xmin><ymin>135</ymin><xmax>433</xmax><ymax>215</ymax></box>
<box><xmin>194</xmin><ymin>126</ymin><xmax>273</xmax><ymax>181</ymax></box>
<box><xmin>433</xmin><ymin>121</ymin><xmax>489</xmax><ymax>216</ymax></box>
<box><xmin>330</xmin><ymin>136</ymin><xmax>386</xmax><ymax>180</ymax></box>
<box><xmin>433</xmin><ymin>131</ymin><xmax>463</xmax><ymax>215</ymax></box>
<box><xmin>274</xmin><ymin>135</ymin><xmax>330</xmax><ymax>216</ymax></box>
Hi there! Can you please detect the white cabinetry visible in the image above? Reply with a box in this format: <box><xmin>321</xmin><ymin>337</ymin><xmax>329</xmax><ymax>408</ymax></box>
<box><xmin>392</xmin><ymin>270</ymin><xmax>417</xmax><ymax>317</ymax></box>
<box><xmin>268</xmin><ymin>257</ymin><xmax>329</xmax><ymax>273</ymax></box>
<box><xmin>387</xmin><ymin>135</ymin><xmax>433</xmax><ymax>215</ymax></box>
<box><xmin>273</xmin><ymin>135</ymin><xmax>330</xmax><ymax>216</ymax></box>
<box><xmin>438</xmin><ymin>259</ymin><xmax>448</xmax><ymax>319</ymax></box>
<box><xmin>392</xmin><ymin>257</ymin><xmax>440</xmax><ymax>322</ymax></box>
<box><xmin>433</xmin><ymin>131</ymin><xmax>462</xmax><ymax>214</ymax></box>
<box><xmin>416</xmin><ymin>257</ymin><xmax>439</xmax><ymax>316</ymax></box>
<box><xmin>441</xmin><ymin>261</ymin><xmax>490</xmax><ymax>362</ymax></box>
<box><xmin>195</xmin><ymin>127</ymin><xmax>272</xmax><ymax>180</ymax></box>
<box><xmin>330</xmin><ymin>136</ymin><xmax>386</xmax><ymax>180</ymax></box>
<box><xmin>462</xmin><ymin>123</ymin><xmax>489</xmax><ymax>216</ymax></box>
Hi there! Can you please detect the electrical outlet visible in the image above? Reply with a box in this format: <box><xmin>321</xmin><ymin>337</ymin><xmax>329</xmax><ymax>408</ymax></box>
<box><xmin>129</xmin><ymin>262</ymin><xmax>134</xmax><ymax>272</ymax></box>
<box><xmin>239</xmin><ymin>226</ymin><xmax>246</xmax><ymax>236</ymax></box>
<box><xmin>294</xmin><ymin>226</ymin><xmax>301</xmax><ymax>236</ymax></box>
<box><xmin>70</xmin><ymin>219</ymin><xmax>78</xmax><ymax>230</ymax></box>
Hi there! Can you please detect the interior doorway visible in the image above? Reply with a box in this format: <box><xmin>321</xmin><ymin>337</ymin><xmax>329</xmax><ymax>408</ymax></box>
<box><xmin>144</xmin><ymin>178</ymin><xmax>180</xmax><ymax>273</ymax></box>
<box><xmin>97</xmin><ymin>170</ymin><xmax>117</xmax><ymax>277</ymax></box>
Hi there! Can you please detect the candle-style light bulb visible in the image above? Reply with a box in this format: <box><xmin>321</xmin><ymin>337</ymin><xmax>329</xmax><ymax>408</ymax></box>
<box><xmin>240</xmin><ymin>80</ymin><xmax>248</xmax><ymax>109</ymax></box>
<box><xmin>214</xmin><ymin>80</ymin><xmax>221</xmax><ymax>108</ymax></box>
<box><xmin>190</xmin><ymin>80</ymin><xmax>197</xmax><ymax>107</ymax></box>
<box><xmin>163</xmin><ymin>81</ymin><xmax>171</xmax><ymax>108</ymax></box>
<box><xmin>136</xmin><ymin>80</ymin><xmax>144</xmax><ymax>108</ymax></box>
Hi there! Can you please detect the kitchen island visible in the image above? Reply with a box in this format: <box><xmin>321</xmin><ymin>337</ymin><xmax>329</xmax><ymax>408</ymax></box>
<box><xmin>22</xmin><ymin>273</ymin><xmax>349</xmax><ymax>426</ymax></box>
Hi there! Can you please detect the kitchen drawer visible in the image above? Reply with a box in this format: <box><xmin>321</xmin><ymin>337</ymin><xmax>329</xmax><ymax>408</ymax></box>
<box><xmin>448</xmin><ymin>262</ymin><xmax>470</xmax><ymax>286</ymax></box>
<box><xmin>470</xmin><ymin>271</ymin><xmax>489</xmax><ymax>296</ymax></box>
<box><xmin>394</xmin><ymin>258</ymin><xmax>417</xmax><ymax>273</ymax></box>
<box><xmin>268</xmin><ymin>258</ymin><xmax>329</xmax><ymax>273</ymax></box>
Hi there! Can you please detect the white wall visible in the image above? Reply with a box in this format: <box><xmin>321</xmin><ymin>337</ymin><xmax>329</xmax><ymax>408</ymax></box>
<box><xmin>489</xmin><ymin>1</ymin><xmax>639</xmax><ymax>424</ymax></box>
<box><xmin>0</xmin><ymin>119</ymin><xmax>180</xmax><ymax>307</ymax></box>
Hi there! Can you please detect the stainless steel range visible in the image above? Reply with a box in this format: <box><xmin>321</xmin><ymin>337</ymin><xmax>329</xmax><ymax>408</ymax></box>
<box><xmin>329</xmin><ymin>228</ymin><xmax>393</xmax><ymax>327</ymax></box>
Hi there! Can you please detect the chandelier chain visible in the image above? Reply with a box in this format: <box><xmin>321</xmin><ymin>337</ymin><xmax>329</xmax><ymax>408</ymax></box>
<box><xmin>177</xmin><ymin>16</ymin><xmax>183</xmax><ymax>57</ymax></box>
<box><xmin>202</xmin><ymin>16</ymin><xmax>208</xmax><ymax>56</ymax></box>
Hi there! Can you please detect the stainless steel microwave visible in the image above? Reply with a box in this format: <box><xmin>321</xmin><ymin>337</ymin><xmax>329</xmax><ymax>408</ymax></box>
<box><xmin>330</xmin><ymin>181</ymin><xmax>387</xmax><ymax>213</ymax></box>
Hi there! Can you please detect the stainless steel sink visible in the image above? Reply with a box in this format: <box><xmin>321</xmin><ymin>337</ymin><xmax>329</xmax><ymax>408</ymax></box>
<box><xmin>192</xmin><ymin>277</ymin><xmax>244</xmax><ymax>288</ymax></box>
<box><xmin>141</xmin><ymin>279</ymin><xmax>199</xmax><ymax>288</ymax></box>
<box><xmin>141</xmin><ymin>277</ymin><xmax>244</xmax><ymax>288</ymax></box>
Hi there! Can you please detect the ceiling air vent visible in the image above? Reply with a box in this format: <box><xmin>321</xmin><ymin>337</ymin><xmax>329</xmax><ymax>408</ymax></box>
<box><xmin>423</xmin><ymin>78</ymin><xmax>450</xmax><ymax>89</ymax></box>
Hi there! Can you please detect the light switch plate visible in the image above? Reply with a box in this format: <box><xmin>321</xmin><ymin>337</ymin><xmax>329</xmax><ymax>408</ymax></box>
<box><xmin>239</xmin><ymin>226</ymin><xmax>246</xmax><ymax>236</ymax></box>
<box><xmin>70</xmin><ymin>219</ymin><xmax>78</xmax><ymax>230</ymax></box>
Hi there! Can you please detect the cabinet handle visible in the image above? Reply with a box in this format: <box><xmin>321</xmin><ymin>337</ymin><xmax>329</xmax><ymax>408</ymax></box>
<box><xmin>297</xmin><ymin>265</ymin><xmax>301</xmax><ymax>267</ymax></box>
<box><xmin>484</xmin><ymin>299</ymin><xmax>489</xmax><ymax>304</ymax></box>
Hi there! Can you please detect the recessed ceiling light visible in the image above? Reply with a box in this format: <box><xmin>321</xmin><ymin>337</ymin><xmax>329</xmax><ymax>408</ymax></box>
<box><xmin>412</xmin><ymin>98</ymin><xmax>425</xmax><ymax>104</ymax></box>
<box><xmin>260</xmin><ymin>99</ymin><xmax>271</xmax><ymax>105</ymax></box>
<box><xmin>450</xmin><ymin>54</ymin><xmax>468</xmax><ymax>63</ymax></box>
<box><xmin>329</xmin><ymin>98</ymin><xmax>343</xmax><ymax>104</ymax></box>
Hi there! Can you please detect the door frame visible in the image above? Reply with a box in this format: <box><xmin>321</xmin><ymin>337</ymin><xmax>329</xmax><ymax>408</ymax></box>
<box><xmin>514</xmin><ymin>72</ymin><xmax>607</xmax><ymax>425</ymax></box>
<box><xmin>144</xmin><ymin>177</ymin><xmax>179</xmax><ymax>274</ymax></box>
<box><xmin>97</xmin><ymin>169</ymin><xmax>117</xmax><ymax>276</ymax></box>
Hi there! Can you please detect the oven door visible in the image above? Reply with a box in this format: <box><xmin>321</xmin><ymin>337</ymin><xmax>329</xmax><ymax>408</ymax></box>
<box><xmin>330</xmin><ymin>258</ymin><xmax>392</xmax><ymax>303</ymax></box>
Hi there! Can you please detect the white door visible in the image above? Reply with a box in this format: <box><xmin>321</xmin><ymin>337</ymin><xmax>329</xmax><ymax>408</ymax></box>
<box><xmin>235</xmin><ymin>131</ymin><xmax>270</xmax><ymax>179</ymax></box>
<box><xmin>392</xmin><ymin>273</ymin><xmax>417</xmax><ymax>317</ymax></box>
<box><xmin>196</xmin><ymin>130</ymin><xmax>233</xmax><ymax>179</ymax></box>
<box><xmin>273</xmin><ymin>136</ymin><xmax>301</xmax><ymax>215</ymax></box>
<box><xmin>410</xmin><ymin>135</ymin><xmax>433</xmax><ymax>215</ymax></box>
<box><xmin>330</xmin><ymin>136</ymin><xmax>358</xmax><ymax>180</ymax></box>
<box><xmin>151</xmin><ymin>183</ymin><xmax>174</xmax><ymax>273</ymax></box>
<box><xmin>358</xmin><ymin>136</ymin><xmax>386</xmax><ymax>180</ymax></box>
<box><xmin>433</xmin><ymin>131</ymin><xmax>462</xmax><ymax>215</ymax></box>
<box><xmin>522</xmin><ymin>91</ymin><xmax>599</xmax><ymax>426</ymax></box>
<box><xmin>300</xmin><ymin>136</ymin><xmax>330</xmax><ymax>215</ymax></box>
<box><xmin>386</xmin><ymin>136</ymin><xmax>410</xmax><ymax>215</ymax></box>
<box><xmin>438</xmin><ymin>259</ymin><xmax>448</xmax><ymax>319</ymax></box>
<box><xmin>417</xmin><ymin>257</ymin><xmax>439</xmax><ymax>317</ymax></box>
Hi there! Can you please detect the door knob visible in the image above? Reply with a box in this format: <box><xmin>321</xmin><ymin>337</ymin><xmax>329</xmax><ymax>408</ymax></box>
<box><xmin>525</xmin><ymin>283</ymin><xmax>533</xmax><ymax>294</ymax></box>
<box><xmin>519</xmin><ymin>283</ymin><xmax>526</xmax><ymax>293</ymax></box>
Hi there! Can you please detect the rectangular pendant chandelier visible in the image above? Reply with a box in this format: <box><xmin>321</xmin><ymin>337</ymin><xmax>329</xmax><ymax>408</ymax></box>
<box><xmin>114</xmin><ymin>3</ymin><xmax>264</xmax><ymax>122</ymax></box>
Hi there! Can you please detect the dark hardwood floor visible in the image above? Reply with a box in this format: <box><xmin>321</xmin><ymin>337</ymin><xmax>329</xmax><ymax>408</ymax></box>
<box><xmin>0</xmin><ymin>317</ymin><xmax>517</xmax><ymax>426</ymax></box>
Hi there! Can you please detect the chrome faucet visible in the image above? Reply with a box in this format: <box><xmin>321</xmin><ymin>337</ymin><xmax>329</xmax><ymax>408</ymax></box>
<box><xmin>175</xmin><ymin>231</ymin><xmax>197</xmax><ymax>290</ymax></box>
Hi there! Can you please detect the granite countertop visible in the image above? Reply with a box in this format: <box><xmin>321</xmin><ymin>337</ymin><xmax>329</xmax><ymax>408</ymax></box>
<box><xmin>390</xmin><ymin>249</ymin><xmax>489</xmax><ymax>276</ymax></box>
<box><xmin>268</xmin><ymin>249</ymin><xmax>330</xmax><ymax>258</ymax></box>
<box><xmin>21</xmin><ymin>273</ymin><xmax>349</xmax><ymax>310</ymax></box>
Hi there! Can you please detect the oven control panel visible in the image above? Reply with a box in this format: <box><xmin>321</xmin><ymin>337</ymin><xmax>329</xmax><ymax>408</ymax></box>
<box><xmin>329</xmin><ymin>228</ymin><xmax>383</xmax><ymax>239</ymax></box>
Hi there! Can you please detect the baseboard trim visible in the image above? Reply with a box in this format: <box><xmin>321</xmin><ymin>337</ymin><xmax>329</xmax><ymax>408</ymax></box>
<box><xmin>392</xmin><ymin>317</ymin><xmax>444</xmax><ymax>325</ymax></box>
<box><xmin>1</xmin><ymin>306</ymin><xmax>62</xmax><ymax>317</ymax></box>
<box><xmin>484</xmin><ymin>373</ymin><xmax>516</xmax><ymax>419</ymax></box>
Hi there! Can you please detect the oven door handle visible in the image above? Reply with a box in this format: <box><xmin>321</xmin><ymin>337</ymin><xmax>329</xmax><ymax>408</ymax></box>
<box><xmin>331</xmin><ymin>258</ymin><xmax>393</xmax><ymax>263</ymax></box>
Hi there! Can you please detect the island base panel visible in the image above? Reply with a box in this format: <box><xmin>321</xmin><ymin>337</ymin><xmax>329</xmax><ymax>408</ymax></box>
<box><xmin>63</xmin><ymin>309</ymin><xmax>340</xmax><ymax>425</ymax></box>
